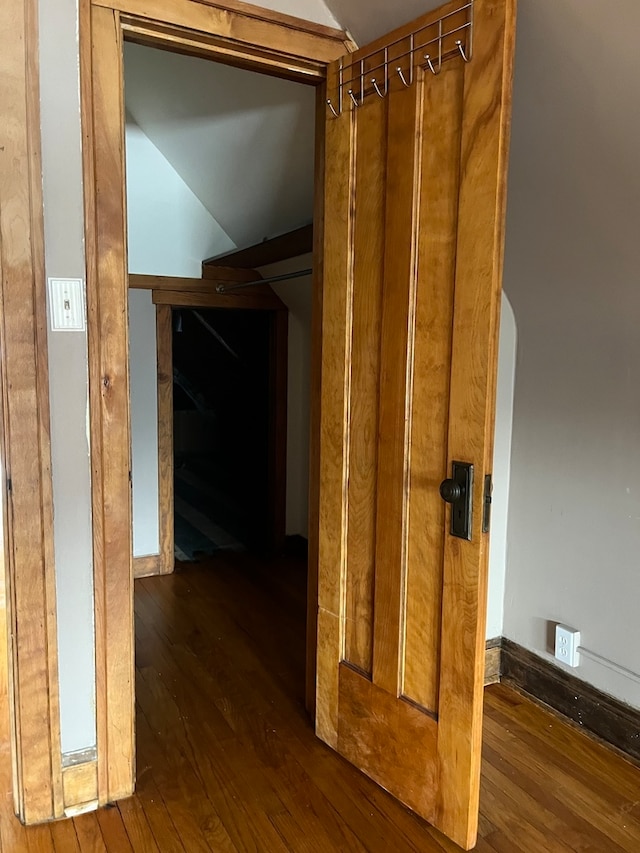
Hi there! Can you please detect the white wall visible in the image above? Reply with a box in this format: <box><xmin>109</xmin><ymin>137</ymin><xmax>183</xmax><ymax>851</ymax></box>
<box><xmin>39</xmin><ymin>0</ymin><xmax>96</xmax><ymax>757</ymax></box>
<box><xmin>128</xmin><ymin>290</ymin><xmax>160</xmax><ymax>557</ymax></box>
<box><xmin>126</xmin><ymin>118</ymin><xmax>236</xmax><ymax>557</ymax></box>
<box><xmin>125</xmin><ymin>42</ymin><xmax>316</xmax><ymax>251</ymax></box>
<box><xmin>502</xmin><ymin>0</ymin><xmax>640</xmax><ymax>708</ymax></box>
<box><xmin>486</xmin><ymin>295</ymin><xmax>517</xmax><ymax>640</ymax></box>
<box><xmin>264</xmin><ymin>255</ymin><xmax>314</xmax><ymax>538</ymax></box>
<box><xmin>126</xmin><ymin>119</ymin><xmax>235</xmax><ymax>278</ymax></box>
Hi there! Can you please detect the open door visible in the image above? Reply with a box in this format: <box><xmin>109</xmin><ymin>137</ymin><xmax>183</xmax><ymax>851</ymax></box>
<box><xmin>315</xmin><ymin>0</ymin><xmax>515</xmax><ymax>848</ymax></box>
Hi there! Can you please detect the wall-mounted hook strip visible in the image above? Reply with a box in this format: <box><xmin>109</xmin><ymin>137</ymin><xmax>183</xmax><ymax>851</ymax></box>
<box><xmin>348</xmin><ymin>89</ymin><xmax>360</xmax><ymax>107</ymax></box>
<box><xmin>456</xmin><ymin>39</ymin><xmax>469</xmax><ymax>62</ymax></box>
<box><xmin>371</xmin><ymin>78</ymin><xmax>385</xmax><ymax>98</ymax></box>
<box><xmin>396</xmin><ymin>67</ymin><xmax>410</xmax><ymax>88</ymax></box>
<box><xmin>327</xmin><ymin>98</ymin><xmax>340</xmax><ymax>118</ymax></box>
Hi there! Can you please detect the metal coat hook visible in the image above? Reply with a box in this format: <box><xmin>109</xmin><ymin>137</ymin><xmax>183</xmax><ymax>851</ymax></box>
<box><xmin>327</xmin><ymin>98</ymin><xmax>340</xmax><ymax>118</ymax></box>
<box><xmin>371</xmin><ymin>78</ymin><xmax>385</xmax><ymax>99</ymax></box>
<box><xmin>425</xmin><ymin>54</ymin><xmax>440</xmax><ymax>75</ymax></box>
<box><xmin>456</xmin><ymin>39</ymin><xmax>470</xmax><ymax>62</ymax></box>
<box><xmin>396</xmin><ymin>66</ymin><xmax>410</xmax><ymax>88</ymax></box>
<box><xmin>348</xmin><ymin>89</ymin><xmax>360</xmax><ymax>108</ymax></box>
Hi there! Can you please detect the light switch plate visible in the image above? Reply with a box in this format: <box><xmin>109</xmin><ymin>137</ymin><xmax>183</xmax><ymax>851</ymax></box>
<box><xmin>48</xmin><ymin>278</ymin><xmax>85</xmax><ymax>331</ymax></box>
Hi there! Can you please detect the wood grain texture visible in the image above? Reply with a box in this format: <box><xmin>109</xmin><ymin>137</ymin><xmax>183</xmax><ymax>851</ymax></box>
<box><xmin>317</xmin><ymin>2</ymin><xmax>516</xmax><ymax>848</ymax></box>
<box><xmin>435</xmin><ymin>1</ymin><xmax>516</xmax><ymax>847</ymax></box>
<box><xmin>315</xmin><ymin>55</ymin><xmax>355</xmax><ymax>748</ymax></box>
<box><xmin>200</xmin><ymin>265</ymin><xmax>261</xmax><ymax>282</ymax></box>
<box><xmin>85</xmin><ymin>3</ymin><xmax>135</xmax><ymax>804</ymax></box>
<box><xmin>62</xmin><ymin>763</ymin><xmax>99</xmax><ymax>811</ymax></box>
<box><xmin>338</xmin><ymin>664</ymin><xmax>437</xmax><ymax>819</ymax></box>
<box><xmin>305</xmin><ymin>86</ymin><xmax>327</xmax><ymax>716</ymax></box>
<box><xmin>133</xmin><ymin>555</ymin><xmax>161</xmax><ymax>579</ymax></box>
<box><xmin>99</xmin><ymin>0</ymin><xmax>351</xmax><ymax>80</ymax></box>
<box><xmin>203</xmin><ymin>225</ymin><xmax>313</xmax><ymax>270</ymax></box>
<box><xmin>0</xmin><ymin>559</ymin><xmax>639</xmax><ymax>850</ymax></box>
<box><xmin>155</xmin><ymin>305</ymin><xmax>174</xmax><ymax>575</ymax></box>
<box><xmin>131</xmin><ymin>271</ymin><xmax>261</xmax><ymax>289</ymax></box>
<box><xmin>403</xmin><ymin>61</ymin><xmax>464</xmax><ymax>713</ymax></box>
<box><xmin>344</xmin><ymin>92</ymin><xmax>386</xmax><ymax>678</ymax></box>
<box><xmin>152</xmin><ymin>289</ymin><xmax>285</xmax><ymax>311</ymax></box>
<box><xmin>0</xmin><ymin>0</ymin><xmax>63</xmax><ymax>823</ymax></box>
<box><xmin>370</xmin><ymin>80</ymin><xmax>421</xmax><ymax>696</ymax></box>
<box><xmin>484</xmin><ymin>639</ymin><xmax>502</xmax><ymax>686</ymax></box>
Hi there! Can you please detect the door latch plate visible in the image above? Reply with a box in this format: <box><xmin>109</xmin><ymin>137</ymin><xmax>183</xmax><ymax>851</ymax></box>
<box><xmin>450</xmin><ymin>461</ymin><xmax>473</xmax><ymax>540</ymax></box>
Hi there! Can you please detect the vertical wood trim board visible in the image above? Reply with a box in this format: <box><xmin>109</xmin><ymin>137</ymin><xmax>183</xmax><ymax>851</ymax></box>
<box><xmin>0</xmin><ymin>0</ymin><xmax>64</xmax><ymax>823</ymax></box>
<box><xmin>156</xmin><ymin>304</ymin><xmax>174</xmax><ymax>574</ymax></box>
<box><xmin>435</xmin><ymin>2</ymin><xmax>516</xmax><ymax>846</ymax></box>
<box><xmin>305</xmin><ymin>86</ymin><xmax>328</xmax><ymax>715</ymax></box>
<box><xmin>82</xmin><ymin>2</ymin><xmax>136</xmax><ymax>805</ymax></box>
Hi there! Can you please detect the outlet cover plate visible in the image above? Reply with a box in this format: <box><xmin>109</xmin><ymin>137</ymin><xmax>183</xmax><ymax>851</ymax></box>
<box><xmin>555</xmin><ymin>624</ymin><xmax>580</xmax><ymax>668</ymax></box>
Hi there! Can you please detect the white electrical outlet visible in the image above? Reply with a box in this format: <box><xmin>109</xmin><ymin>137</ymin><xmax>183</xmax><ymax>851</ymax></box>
<box><xmin>555</xmin><ymin>624</ymin><xmax>580</xmax><ymax>668</ymax></box>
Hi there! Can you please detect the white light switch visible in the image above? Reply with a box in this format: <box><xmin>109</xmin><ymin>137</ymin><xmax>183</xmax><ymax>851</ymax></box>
<box><xmin>48</xmin><ymin>278</ymin><xmax>85</xmax><ymax>331</ymax></box>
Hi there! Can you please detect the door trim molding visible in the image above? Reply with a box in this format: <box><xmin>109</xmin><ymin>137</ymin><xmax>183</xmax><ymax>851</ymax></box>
<box><xmin>0</xmin><ymin>0</ymin><xmax>64</xmax><ymax>822</ymax></box>
<box><xmin>81</xmin><ymin>0</ymin><xmax>349</xmax><ymax>805</ymax></box>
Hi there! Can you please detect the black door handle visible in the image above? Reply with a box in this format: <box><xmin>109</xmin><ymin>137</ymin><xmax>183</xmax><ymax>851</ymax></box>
<box><xmin>439</xmin><ymin>478</ymin><xmax>462</xmax><ymax>503</ymax></box>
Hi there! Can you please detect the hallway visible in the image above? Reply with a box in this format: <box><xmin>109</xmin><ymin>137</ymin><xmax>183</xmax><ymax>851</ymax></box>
<box><xmin>1</xmin><ymin>553</ymin><xmax>640</xmax><ymax>851</ymax></box>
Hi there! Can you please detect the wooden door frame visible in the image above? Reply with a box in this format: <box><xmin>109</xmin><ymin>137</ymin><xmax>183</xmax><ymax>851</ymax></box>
<box><xmin>0</xmin><ymin>0</ymin><xmax>66</xmax><ymax>823</ymax></box>
<box><xmin>128</xmin><ymin>275</ymin><xmax>289</xmax><ymax>578</ymax></box>
<box><xmin>81</xmin><ymin>0</ymin><xmax>351</xmax><ymax>808</ymax></box>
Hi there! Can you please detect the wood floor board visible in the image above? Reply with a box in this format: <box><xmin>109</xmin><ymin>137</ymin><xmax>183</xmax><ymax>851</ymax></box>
<box><xmin>1</xmin><ymin>552</ymin><xmax>640</xmax><ymax>851</ymax></box>
<box><xmin>486</xmin><ymin>685</ymin><xmax>640</xmax><ymax>802</ymax></box>
<box><xmin>484</xmin><ymin>697</ymin><xmax>640</xmax><ymax>818</ymax></box>
<box><xmin>113</xmin><ymin>796</ymin><xmax>160</xmax><ymax>853</ymax></box>
<box><xmin>94</xmin><ymin>808</ymin><xmax>134</xmax><ymax>853</ymax></box>
<box><xmin>49</xmin><ymin>818</ymin><xmax>81</xmax><ymax>853</ymax></box>
<box><xmin>71</xmin><ymin>812</ymin><xmax>108</xmax><ymax>852</ymax></box>
<box><xmin>134</xmin><ymin>709</ymin><xmax>222</xmax><ymax>853</ymax></box>
<box><xmin>129</xmin><ymin>775</ymin><xmax>186</xmax><ymax>853</ymax></box>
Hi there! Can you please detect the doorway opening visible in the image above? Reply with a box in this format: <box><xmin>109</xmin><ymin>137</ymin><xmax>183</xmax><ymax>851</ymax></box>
<box><xmin>125</xmin><ymin>38</ymin><xmax>318</xmax><ymax>743</ymax></box>
<box><xmin>172</xmin><ymin>307</ymin><xmax>272</xmax><ymax>558</ymax></box>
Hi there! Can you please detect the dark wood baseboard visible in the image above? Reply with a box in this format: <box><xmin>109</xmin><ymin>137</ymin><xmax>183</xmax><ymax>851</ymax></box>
<box><xmin>501</xmin><ymin>637</ymin><xmax>640</xmax><ymax>764</ymax></box>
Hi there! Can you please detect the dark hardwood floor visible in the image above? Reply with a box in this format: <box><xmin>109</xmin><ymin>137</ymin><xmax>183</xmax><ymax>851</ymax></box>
<box><xmin>1</xmin><ymin>551</ymin><xmax>640</xmax><ymax>851</ymax></box>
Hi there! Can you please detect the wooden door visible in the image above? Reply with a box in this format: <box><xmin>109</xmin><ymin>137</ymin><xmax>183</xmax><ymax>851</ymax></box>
<box><xmin>315</xmin><ymin>0</ymin><xmax>515</xmax><ymax>848</ymax></box>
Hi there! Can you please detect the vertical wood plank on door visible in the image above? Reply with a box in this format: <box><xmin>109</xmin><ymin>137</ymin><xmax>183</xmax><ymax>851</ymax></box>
<box><xmin>316</xmin><ymin>57</ymin><xmax>356</xmax><ymax>747</ymax></box>
<box><xmin>89</xmin><ymin>3</ymin><xmax>135</xmax><ymax>803</ymax></box>
<box><xmin>80</xmin><ymin>0</ymin><xmax>107</xmax><ymax>805</ymax></box>
<box><xmin>0</xmin><ymin>0</ymin><xmax>63</xmax><ymax>822</ymax></box>
<box><xmin>403</xmin><ymin>61</ymin><xmax>465</xmax><ymax>713</ymax></box>
<box><xmin>156</xmin><ymin>304</ymin><xmax>174</xmax><ymax>574</ymax></box>
<box><xmin>436</xmin><ymin>1</ymin><xmax>516</xmax><ymax>847</ymax></box>
<box><xmin>371</xmin><ymin>78</ymin><xmax>423</xmax><ymax>696</ymax></box>
<box><xmin>344</xmin><ymin>94</ymin><xmax>386</xmax><ymax>678</ymax></box>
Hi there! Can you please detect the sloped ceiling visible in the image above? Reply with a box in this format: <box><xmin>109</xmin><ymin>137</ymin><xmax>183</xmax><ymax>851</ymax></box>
<box><xmin>124</xmin><ymin>42</ymin><xmax>316</xmax><ymax>251</ymax></box>
<box><xmin>324</xmin><ymin>0</ymin><xmax>442</xmax><ymax>46</ymax></box>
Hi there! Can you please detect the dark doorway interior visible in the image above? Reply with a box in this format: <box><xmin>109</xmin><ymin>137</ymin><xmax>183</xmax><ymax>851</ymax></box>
<box><xmin>172</xmin><ymin>307</ymin><xmax>271</xmax><ymax>558</ymax></box>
